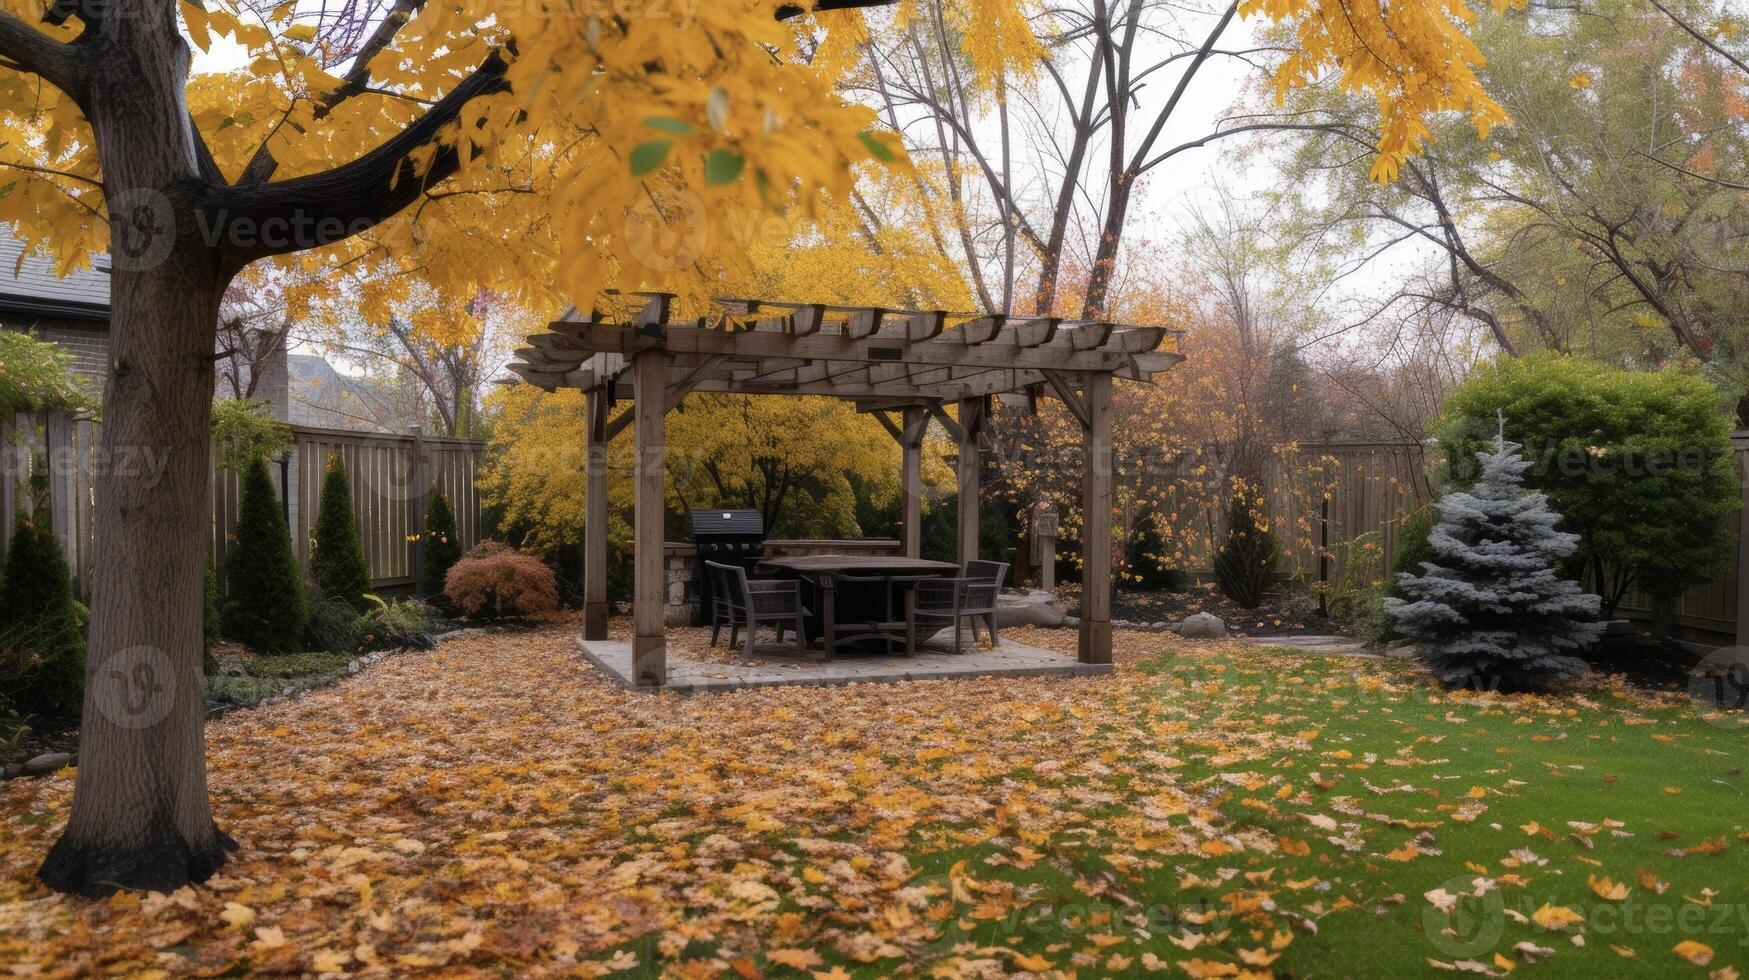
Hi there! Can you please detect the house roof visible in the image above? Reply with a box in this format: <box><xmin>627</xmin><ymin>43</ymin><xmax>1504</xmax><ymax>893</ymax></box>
<box><xmin>0</xmin><ymin>232</ymin><xmax>111</xmax><ymax>322</ymax></box>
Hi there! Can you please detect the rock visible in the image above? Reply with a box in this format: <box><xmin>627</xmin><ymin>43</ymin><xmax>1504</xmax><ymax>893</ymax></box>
<box><xmin>994</xmin><ymin>588</ymin><xmax>1067</xmax><ymax>628</ymax></box>
<box><xmin>1150</xmin><ymin>621</ymin><xmax>1169</xmax><ymax>632</ymax></box>
<box><xmin>1173</xmin><ymin>612</ymin><xmax>1227</xmax><ymax>639</ymax></box>
<box><xmin>24</xmin><ymin>752</ymin><xmax>71</xmax><ymax>774</ymax></box>
<box><xmin>1063</xmin><ymin>615</ymin><xmax>1080</xmax><ymax>627</ymax></box>
<box><xmin>347</xmin><ymin>659</ymin><xmax>361</xmax><ymax>674</ymax></box>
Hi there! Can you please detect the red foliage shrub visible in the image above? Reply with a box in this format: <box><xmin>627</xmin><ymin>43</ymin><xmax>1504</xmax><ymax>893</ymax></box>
<box><xmin>443</xmin><ymin>540</ymin><xmax>560</xmax><ymax>619</ymax></box>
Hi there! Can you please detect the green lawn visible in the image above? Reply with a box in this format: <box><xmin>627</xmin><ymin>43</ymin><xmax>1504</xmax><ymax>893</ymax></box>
<box><xmin>899</xmin><ymin>648</ymin><xmax>1748</xmax><ymax>977</ymax></box>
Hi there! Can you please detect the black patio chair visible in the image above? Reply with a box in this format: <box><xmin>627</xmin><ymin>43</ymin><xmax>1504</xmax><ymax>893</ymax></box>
<box><xmin>705</xmin><ymin>561</ymin><xmax>808</xmax><ymax>658</ymax></box>
<box><xmin>912</xmin><ymin>560</ymin><xmax>1007</xmax><ymax>654</ymax></box>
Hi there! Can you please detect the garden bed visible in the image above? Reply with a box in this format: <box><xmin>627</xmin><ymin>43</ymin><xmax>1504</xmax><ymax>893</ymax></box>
<box><xmin>1058</xmin><ymin>580</ymin><xmax>1327</xmax><ymax>636</ymax></box>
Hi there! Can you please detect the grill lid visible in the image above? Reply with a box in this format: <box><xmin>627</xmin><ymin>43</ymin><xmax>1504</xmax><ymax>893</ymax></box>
<box><xmin>688</xmin><ymin>509</ymin><xmax>765</xmax><ymax>538</ymax></box>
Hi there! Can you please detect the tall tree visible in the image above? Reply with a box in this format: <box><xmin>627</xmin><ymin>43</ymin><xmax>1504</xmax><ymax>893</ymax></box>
<box><xmin>0</xmin><ymin>0</ymin><xmax>1518</xmax><ymax>896</ymax></box>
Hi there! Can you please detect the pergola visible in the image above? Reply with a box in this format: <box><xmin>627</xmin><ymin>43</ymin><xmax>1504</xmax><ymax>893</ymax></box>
<box><xmin>506</xmin><ymin>293</ymin><xmax>1183</xmax><ymax>686</ymax></box>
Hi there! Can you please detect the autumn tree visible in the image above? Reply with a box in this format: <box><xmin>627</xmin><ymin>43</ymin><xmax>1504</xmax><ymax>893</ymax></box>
<box><xmin>1263</xmin><ymin>0</ymin><xmax>1749</xmax><ymax>404</ymax></box>
<box><xmin>848</xmin><ymin>0</ymin><xmax>1523</xmax><ymax>317</ymax></box>
<box><xmin>0</xmin><ymin>0</ymin><xmax>1520</xmax><ymax>897</ymax></box>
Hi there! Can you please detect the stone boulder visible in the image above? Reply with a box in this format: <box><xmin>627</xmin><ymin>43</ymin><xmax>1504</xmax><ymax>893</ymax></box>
<box><xmin>24</xmin><ymin>752</ymin><xmax>71</xmax><ymax>775</ymax></box>
<box><xmin>1171</xmin><ymin>612</ymin><xmax>1227</xmax><ymax>639</ymax></box>
<box><xmin>994</xmin><ymin>588</ymin><xmax>1067</xmax><ymax>628</ymax></box>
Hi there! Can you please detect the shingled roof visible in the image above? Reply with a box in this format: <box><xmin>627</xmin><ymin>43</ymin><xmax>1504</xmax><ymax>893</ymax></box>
<box><xmin>0</xmin><ymin>231</ymin><xmax>111</xmax><ymax>322</ymax></box>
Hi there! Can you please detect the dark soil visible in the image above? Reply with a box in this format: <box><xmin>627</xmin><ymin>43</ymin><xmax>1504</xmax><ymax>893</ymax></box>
<box><xmin>1585</xmin><ymin>630</ymin><xmax>1707</xmax><ymax>693</ymax></box>
<box><xmin>1058</xmin><ymin>581</ymin><xmax>1331</xmax><ymax>637</ymax></box>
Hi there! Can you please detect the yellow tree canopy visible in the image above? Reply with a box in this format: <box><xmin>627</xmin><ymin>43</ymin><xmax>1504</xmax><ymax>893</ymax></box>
<box><xmin>0</xmin><ymin>0</ymin><xmax>1514</xmax><ymax>314</ymax></box>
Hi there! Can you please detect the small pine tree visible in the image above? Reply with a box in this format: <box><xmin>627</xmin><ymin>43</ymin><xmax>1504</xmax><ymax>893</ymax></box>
<box><xmin>0</xmin><ymin>507</ymin><xmax>86</xmax><ymax>719</ymax></box>
<box><xmin>223</xmin><ymin>456</ymin><xmax>307</xmax><ymax>652</ymax></box>
<box><xmin>309</xmin><ymin>454</ymin><xmax>370</xmax><ymax>609</ymax></box>
<box><xmin>1385</xmin><ymin>439</ymin><xmax>1601</xmax><ymax>691</ymax></box>
<box><xmin>420</xmin><ymin>492</ymin><xmax>462</xmax><ymax>600</ymax></box>
<box><xmin>1213</xmin><ymin>488</ymin><xmax>1278</xmax><ymax>609</ymax></box>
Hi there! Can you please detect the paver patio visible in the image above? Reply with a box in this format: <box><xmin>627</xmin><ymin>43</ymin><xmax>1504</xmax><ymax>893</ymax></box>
<box><xmin>577</xmin><ymin>628</ymin><xmax>1109</xmax><ymax>693</ymax></box>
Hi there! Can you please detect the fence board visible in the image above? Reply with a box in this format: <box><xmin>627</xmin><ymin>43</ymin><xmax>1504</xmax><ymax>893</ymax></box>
<box><xmin>1</xmin><ymin>414</ymin><xmax>485</xmax><ymax>598</ymax></box>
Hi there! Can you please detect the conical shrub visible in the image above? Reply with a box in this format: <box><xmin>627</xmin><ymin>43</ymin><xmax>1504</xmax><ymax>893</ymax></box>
<box><xmin>0</xmin><ymin>506</ymin><xmax>86</xmax><ymax>719</ymax></box>
<box><xmin>309</xmin><ymin>454</ymin><xmax>370</xmax><ymax>610</ymax></box>
<box><xmin>420</xmin><ymin>491</ymin><xmax>461</xmax><ymax>601</ymax></box>
<box><xmin>222</xmin><ymin>456</ymin><xmax>307</xmax><ymax>652</ymax></box>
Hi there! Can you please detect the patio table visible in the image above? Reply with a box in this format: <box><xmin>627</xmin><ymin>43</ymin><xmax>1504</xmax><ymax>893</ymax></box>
<box><xmin>757</xmin><ymin>555</ymin><xmax>960</xmax><ymax>657</ymax></box>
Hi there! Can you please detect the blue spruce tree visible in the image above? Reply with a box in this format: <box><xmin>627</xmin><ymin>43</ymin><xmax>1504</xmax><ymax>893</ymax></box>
<box><xmin>1385</xmin><ymin>434</ymin><xmax>1601</xmax><ymax>691</ymax></box>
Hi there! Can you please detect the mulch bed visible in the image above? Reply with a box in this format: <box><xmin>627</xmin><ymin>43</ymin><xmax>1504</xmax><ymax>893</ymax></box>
<box><xmin>1056</xmin><ymin>581</ymin><xmax>1330</xmax><ymax>636</ymax></box>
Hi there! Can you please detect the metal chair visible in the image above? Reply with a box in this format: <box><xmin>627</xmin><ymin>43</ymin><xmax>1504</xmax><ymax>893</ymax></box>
<box><xmin>705</xmin><ymin>561</ymin><xmax>807</xmax><ymax>658</ymax></box>
<box><xmin>912</xmin><ymin>561</ymin><xmax>1007</xmax><ymax>653</ymax></box>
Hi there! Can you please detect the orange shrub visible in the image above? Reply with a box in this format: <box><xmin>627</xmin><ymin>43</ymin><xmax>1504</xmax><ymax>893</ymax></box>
<box><xmin>443</xmin><ymin>541</ymin><xmax>560</xmax><ymax>619</ymax></box>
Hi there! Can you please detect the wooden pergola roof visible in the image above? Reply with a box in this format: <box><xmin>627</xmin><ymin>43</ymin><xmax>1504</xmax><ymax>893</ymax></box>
<box><xmin>503</xmin><ymin>292</ymin><xmax>1184</xmax><ymax>687</ymax></box>
<box><xmin>506</xmin><ymin>294</ymin><xmax>1183</xmax><ymax>408</ymax></box>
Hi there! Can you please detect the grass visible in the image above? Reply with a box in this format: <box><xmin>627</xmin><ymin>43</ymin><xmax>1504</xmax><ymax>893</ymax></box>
<box><xmin>4</xmin><ymin>624</ymin><xmax>1744</xmax><ymax>977</ymax></box>
<box><xmin>908</xmin><ymin>648</ymin><xmax>1749</xmax><ymax>977</ymax></box>
<box><xmin>205</xmin><ymin>650</ymin><xmax>357</xmax><ymax>706</ymax></box>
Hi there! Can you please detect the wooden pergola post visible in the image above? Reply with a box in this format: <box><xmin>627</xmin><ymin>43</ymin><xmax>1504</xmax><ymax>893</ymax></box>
<box><xmin>900</xmin><ymin>406</ymin><xmax>925</xmax><ymax>558</ymax></box>
<box><xmin>583</xmin><ymin>386</ymin><xmax>610</xmax><ymax>641</ymax></box>
<box><xmin>632</xmin><ymin>348</ymin><xmax>667</xmax><ymax>686</ymax></box>
<box><xmin>956</xmin><ymin>396</ymin><xmax>984</xmax><ymax>566</ymax></box>
<box><xmin>1079</xmin><ymin>373</ymin><xmax>1113</xmax><ymax>665</ymax></box>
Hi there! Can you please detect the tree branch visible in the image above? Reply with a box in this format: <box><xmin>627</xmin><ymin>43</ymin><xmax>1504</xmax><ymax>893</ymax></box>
<box><xmin>0</xmin><ymin>9</ymin><xmax>86</xmax><ymax>100</ymax></box>
<box><xmin>207</xmin><ymin>48</ymin><xmax>512</xmax><ymax>271</ymax></box>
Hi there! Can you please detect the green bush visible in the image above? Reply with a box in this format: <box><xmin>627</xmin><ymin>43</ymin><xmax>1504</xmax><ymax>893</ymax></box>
<box><xmin>1433</xmin><ymin>354</ymin><xmax>1737</xmax><ymax>615</ymax></box>
<box><xmin>1213</xmin><ymin>488</ymin><xmax>1278</xmax><ymax>609</ymax></box>
<box><xmin>302</xmin><ymin>588</ymin><xmax>360</xmax><ymax>655</ymax></box>
<box><xmin>356</xmin><ymin>595</ymin><xmax>436</xmax><ymax>651</ymax></box>
<box><xmin>0</xmin><ymin>331</ymin><xmax>98</xmax><ymax>417</ymax></box>
<box><xmin>211</xmin><ymin>398</ymin><xmax>292</xmax><ymax>473</ymax></box>
<box><xmin>222</xmin><ymin>456</ymin><xmax>307</xmax><ymax>652</ymax></box>
<box><xmin>0</xmin><ymin>509</ymin><xmax>87</xmax><ymax>719</ymax></box>
<box><xmin>309</xmin><ymin>454</ymin><xmax>370</xmax><ymax>610</ymax></box>
<box><xmin>419</xmin><ymin>492</ymin><xmax>462</xmax><ymax>603</ymax></box>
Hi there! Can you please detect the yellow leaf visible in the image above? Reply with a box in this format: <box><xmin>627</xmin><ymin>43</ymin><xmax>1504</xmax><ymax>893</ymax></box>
<box><xmin>768</xmin><ymin>948</ymin><xmax>823</xmax><ymax>969</ymax></box>
<box><xmin>1587</xmin><ymin>875</ymin><xmax>1629</xmax><ymax>901</ymax></box>
<box><xmin>1673</xmin><ymin>941</ymin><xmax>1715</xmax><ymax>966</ymax></box>
<box><xmin>1531</xmin><ymin>903</ymin><xmax>1584</xmax><ymax>930</ymax></box>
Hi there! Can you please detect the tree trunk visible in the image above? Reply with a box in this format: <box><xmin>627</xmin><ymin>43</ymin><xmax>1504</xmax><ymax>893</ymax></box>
<box><xmin>37</xmin><ymin>10</ymin><xmax>235</xmax><ymax>897</ymax></box>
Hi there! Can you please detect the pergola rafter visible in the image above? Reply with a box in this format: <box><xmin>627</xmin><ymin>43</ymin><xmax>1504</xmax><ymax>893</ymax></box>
<box><xmin>504</xmin><ymin>292</ymin><xmax>1184</xmax><ymax>686</ymax></box>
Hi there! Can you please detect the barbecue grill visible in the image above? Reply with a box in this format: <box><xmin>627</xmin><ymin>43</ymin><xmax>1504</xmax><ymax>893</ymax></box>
<box><xmin>689</xmin><ymin>509</ymin><xmax>766</xmax><ymax>627</ymax></box>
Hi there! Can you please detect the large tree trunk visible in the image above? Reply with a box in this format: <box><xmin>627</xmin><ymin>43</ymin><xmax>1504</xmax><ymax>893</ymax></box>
<box><xmin>37</xmin><ymin>7</ymin><xmax>234</xmax><ymax>897</ymax></box>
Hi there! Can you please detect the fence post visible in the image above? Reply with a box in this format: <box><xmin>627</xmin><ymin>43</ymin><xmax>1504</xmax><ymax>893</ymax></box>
<box><xmin>44</xmin><ymin>412</ymin><xmax>75</xmax><ymax>575</ymax></box>
<box><xmin>408</xmin><ymin>424</ymin><xmax>429</xmax><ymax>595</ymax></box>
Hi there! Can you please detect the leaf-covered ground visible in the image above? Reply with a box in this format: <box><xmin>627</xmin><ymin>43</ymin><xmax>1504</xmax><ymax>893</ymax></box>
<box><xmin>2</xmin><ymin>621</ymin><xmax>1745</xmax><ymax>978</ymax></box>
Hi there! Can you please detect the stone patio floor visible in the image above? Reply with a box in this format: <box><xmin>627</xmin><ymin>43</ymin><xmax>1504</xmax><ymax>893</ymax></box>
<box><xmin>577</xmin><ymin>629</ymin><xmax>1111</xmax><ymax>693</ymax></box>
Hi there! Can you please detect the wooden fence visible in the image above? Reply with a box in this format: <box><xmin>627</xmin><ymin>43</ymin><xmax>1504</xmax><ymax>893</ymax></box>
<box><xmin>0</xmin><ymin>412</ymin><xmax>485</xmax><ymax>598</ymax></box>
